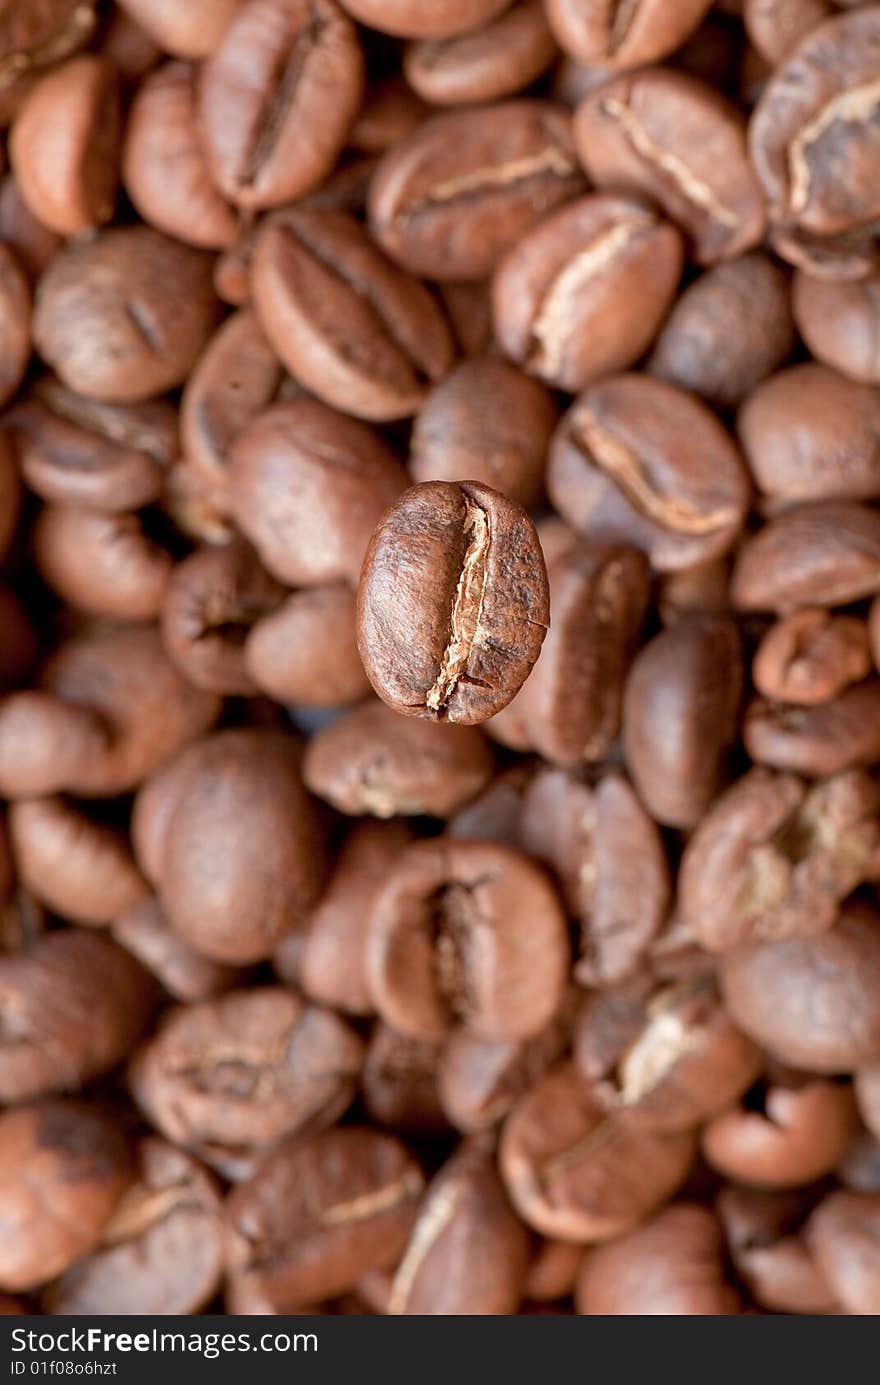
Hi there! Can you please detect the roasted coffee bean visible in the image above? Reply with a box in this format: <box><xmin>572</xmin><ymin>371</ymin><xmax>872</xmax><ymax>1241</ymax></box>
<box><xmin>518</xmin><ymin>769</ymin><xmax>669</xmax><ymax>987</ymax></box>
<box><xmin>720</xmin><ymin>904</ymin><xmax>880</xmax><ymax>1072</ymax></box>
<box><xmin>0</xmin><ymin>3</ymin><xmax>98</xmax><ymax>128</ymax></box>
<box><xmin>793</xmin><ymin>269</ymin><xmax>880</xmax><ymax>384</ymax></box>
<box><xmin>10</xmin><ymin>55</ymin><xmax>120</xmax><ymax>237</ymax></box>
<box><xmin>576</xmin><ymin>1204</ymin><xmax>738</xmax><ymax>1315</ymax></box>
<box><xmin>133</xmin><ymin>729</ymin><xmax>324</xmax><ymax>964</ymax></box>
<box><xmin>702</xmin><ymin>1080</ymin><xmax>858</xmax><ymax>1187</ymax></box>
<box><xmin>10</xmin><ymin>377</ymin><xmax>176</xmax><ymax>513</ymax></box>
<box><xmin>659</xmin><ymin>558</ymin><xmax>732</xmax><ymax>625</ymax></box>
<box><xmin>303</xmin><ymin>699</ymin><xmax>494</xmax><ymax>818</ymax></box>
<box><xmin>161</xmin><ymin>540</ymin><xmax>284</xmax><ymax>696</ymax></box>
<box><xmin>292</xmin><ymin>820</ymin><xmax>414</xmax><ymax>1016</ymax></box>
<box><xmin>574</xmin><ymin>69</ymin><xmax>766</xmax><ymax>264</ymax></box>
<box><xmin>229</xmin><ymin>400</ymin><xmax>406</xmax><ymax>588</ymax></box>
<box><xmin>753</xmin><ymin>609</ymin><xmax>871</xmax><ymax>705</ymax></box>
<box><xmin>718</xmin><ymin>1186</ymin><xmax>838</xmax><ymax>1315</ymax></box>
<box><xmin>806</xmin><ymin>1191</ymin><xmax>880</xmax><ymax>1315</ymax></box>
<box><xmin>548</xmin><ymin>376</ymin><xmax>750</xmax><ymax>573</ymax></box>
<box><xmin>0</xmin><ymin>244</ymin><xmax>31</xmax><ymax>410</ymax></box>
<box><xmin>115</xmin><ymin>0</ymin><xmax>240</xmax><ymax>57</ymax></box>
<box><xmin>0</xmin><ymin>1101</ymin><xmax>130</xmax><ymax>1294</ymax></box>
<box><xmin>337</xmin><ymin>0</ymin><xmax>510</xmax><ymax>40</ymax></box>
<box><xmin>252</xmin><ymin>208</ymin><xmax>455</xmax><ymax>422</ymax></box>
<box><xmin>493</xmin><ymin>195</ymin><xmax>683</xmax><ymax>393</ymax></box>
<box><xmin>404</xmin><ymin>2</ymin><xmax>557</xmax><ymax>108</ymax></box>
<box><xmin>33</xmin><ymin>227</ymin><xmax>217</xmax><ymax>403</ymax></box>
<box><xmin>366</xmin><ymin>838</ymin><xmax>569</xmax><ymax>1043</ymax></box>
<box><xmin>199</xmin><ymin>0</ymin><xmax>364</xmax><ymax>212</ymax></box>
<box><xmin>124</xmin><ymin>61</ymin><xmax>237</xmax><ymax>250</ymax></box>
<box><xmin>361</xmin><ymin>1025</ymin><xmax>445</xmax><ymax>1133</ymax></box>
<box><xmin>33</xmin><ymin>506</ymin><xmax>173</xmax><ymax>622</ymax></box>
<box><xmin>749</xmin><ymin>10</ymin><xmax>880</xmax><ymax>248</ymax></box>
<box><xmin>743</xmin><ymin>682</ymin><xmax>880</xmax><ymax>777</ymax></box>
<box><xmin>386</xmin><ymin>1141</ymin><xmax>529</xmax><ymax>1315</ymax></box>
<box><xmin>680</xmin><ymin>768</ymin><xmax>880</xmax><ymax>952</ymax></box>
<box><xmin>732</xmin><ymin>502</ymin><xmax>880</xmax><ymax>612</ymax></box>
<box><xmin>0</xmin><ymin>691</ymin><xmax>110</xmax><ymax>800</ymax></box>
<box><xmin>0</xmin><ymin>930</ymin><xmax>154</xmax><ymax>1104</ymax></box>
<box><xmin>245</xmin><ymin>585</ymin><xmax>371</xmax><ymax>707</ymax></box>
<box><xmin>547</xmin><ymin>0</ymin><xmax>714</xmax><ymax>70</ymax></box>
<box><xmin>622</xmin><ymin>617</ymin><xmax>743</xmax><ymax>829</ymax></box>
<box><xmin>224</xmin><ymin>1128</ymin><xmax>424</xmax><ymax>1309</ymax></box>
<box><xmin>43</xmin><ymin>1138</ymin><xmax>223</xmax><ymax>1316</ymax></box>
<box><xmin>649</xmin><ymin>253</ymin><xmax>794</xmax><ymax>407</ymax></box>
<box><xmin>438</xmin><ymin>1018</ymin><xmax>570</xmax><ymax>1133</ymax></box>
<box><xmin>499</xmin><ymin>1063</ymin><xmax>696</xmax><ymax>1241</ymax></box>
<box><xmin>8</xmin><ymin>796</ymin><xmax>148</xmax><ymax>927</ymax></box>
<box><xmin>739</xmin><ymin>364</ymin><xmax>880</xmax><ymax>504</ymax></box>
<box><xmin>368</xmin><ymin>101</ymin><xmax>584</xmax><ymax>283</ymax></box>
<box><xmin>410</xmin><ymin>357</ymin><xmax>557</xmax><ymax>508</ymax></box>
<box><xmin>130</xmin><ymin>989</ymin><xmax>363</xmax><ymax>1169</ymax></box>
<box><xmin>744</xmin><ymin>0</ymin><xmax>833</xmax><ymax>66</ymax></box>
<box><xmin>99</xmin><ymin>6</ymin><xmax>162</xmax><ymax>80</ymax></box>
<box><xmin>113</xmin><ymin>895</ymin><xmax>240</xmax><ymax>1005</ymax></box>
<box><xmin>524</xmin><ymin>1239</ymin><xmax>583</xmax><ymax>1303</ymax></box>
<box><xmin>358</xmin><ymin>481</ymin><xmax>549</xmax><ymax>725</ymax></box>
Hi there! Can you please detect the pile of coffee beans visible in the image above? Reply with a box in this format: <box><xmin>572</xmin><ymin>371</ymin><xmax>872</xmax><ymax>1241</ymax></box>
<box><xmin>1</xmin><ymin>0</ymin><xmax>880</xmax><ymax>1317</ymax></box>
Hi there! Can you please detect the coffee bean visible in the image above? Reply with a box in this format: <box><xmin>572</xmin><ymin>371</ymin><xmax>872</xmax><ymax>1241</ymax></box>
<box><xmin>113</xmin><ymin>895</ymin><xmax>241</xmax><ymax>1004</ymax></box>
<box><xmin>806</xmin><ymin>1191</ymin><xmax>880</xmax><ymax>1315</ymax></box>
<box><xmin>358</xmin><ymin>480</ymin><xmax>549</xmax><ymax>724</ymax></box>
<box><xmin>743</xmin><ymin>682</ymin><xmax>880</xmax><ymax>776</ymax></box>
<box><xmin>361</xmin><ymin>1025</ymin><xmax>446</xmax><ymax>1134</ymax></box>
<box><xmin>115</xmin><ymin>0</ymin><xmax>240</xmax><ymax>58</ymax></box>
<box><xmin>732</xmin><ymin>502</ymin><xmax>880</xmax><ymax>612</ymax></box>
<box><xmin>34</xmin><ymin>506</ymin><xmax>173</xmax><ymax>622</ymax></box>
<box><xmin>718</xmin><ymin>1185</ymin><xmax>838</xmax><ymax>1315</ymax></box>
<box><xmin>547</xmin><ymin>0</ymin><xmax>715</xmax><ymax>70</ymax></box>
<box><xmin>703</xmin><ymin>1081</ymin><xmax>858</xmax><ymax>1188</ymax></box>
<box><xmin>0</xmin><ymin>246</ymin><xmax>31</xmax><ymax>410</ymax></box>
<box><xmin>404</xmin><ymin>1</ymin><xmax>557</xmax><ymax>108</ymax></box>
<box><xmin>793</xmin><ymin>269</ymin><xmax>880</xmax><ymax>384</ymax></box>
<box><xmin>338</xmin><ymin>0</ymin><xmax>511</xmax><ymax>40</ymax></box>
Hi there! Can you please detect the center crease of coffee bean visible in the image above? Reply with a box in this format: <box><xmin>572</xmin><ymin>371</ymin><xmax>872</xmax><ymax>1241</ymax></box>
<box><xmin>397</xmin><ymin>147</ymin><xmax>580</xmax><ymax>223</ymax></box>
<box><xmin>387</xmin><ymin>1178</ymin><xmax>462</xmax><ymax>1314</ymax></box>
<box><xmin>239</xmin><ymin>11</ymin><xmax>324</xmax><ymax>189</ymax></box>
<box><xmin>787</xmin><ymin>77</ymin><xmax>880</xmax><ymax>217</ymax></box>
<box><xmin>425</xmin><ymin>499</ymin><xmax>489</xmax><ymax>714</ymax></box>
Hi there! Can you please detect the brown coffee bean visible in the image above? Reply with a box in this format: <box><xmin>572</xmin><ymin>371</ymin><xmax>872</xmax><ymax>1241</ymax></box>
<box><xmin>0</xmin><ymin>2</ymin><xmax>98</xmax><ymax>128</ymax></box>
<box><xmin>574</xmin><ymin>69</ymin><xmax>766</xmax><ymax>264</ymax></box>
<box><xmin>368</xmin><ymin>101</ymin><xmax>584</xmax><ymax>283</ymax></box>
<box><xmin>743</xmin><ymin>682</ymin><xmax>880</xmax><ymax>776</ymax></box>
<box><xmin>576</xmin><ymin>1204</ymin><xmax>738</xmax><ymax>1315</ymax></box>
<box><xmin>745</xmin><ymin>0</ymin><xmax>833</xmax><ymax>66</ymax></box>
<box><xmin>124</xmin><ymin>62</ymin><xmax>237</xmax><ymax>250</ymax></box>
<box><xmin>754</xmin><ymin>609</ymin><xmax>871</xmax><ymax>705</ymax></box>
<box><xmin>0</xmin><ymin>691</ymin><xmax>110</xmax><ymax>800</ymax></box>
<box><xmin>410</xmin><ymin>357</ymin><xmax>556</xmax><ymax>508</ymax></box>
<box><xmin>448</xmin><ymin>763</ymin><xmax>535</xmax><ymax>848</ymax></box>
<box><xmin>732</xmin><ymin>502</ymin><xmax>880</xmax><ymax>612</ymax></box>
<box><xmin>11</xmin><ymin>377</ymin><xmax>176</xmax><ymax>513</ymax></box>
<box><xmin>33</xmin><ymin>227</ymin><xmax>217</xmax><ymax>404</ymax></box>
<box><xmin>806</xmin><ymin>1191</ymin><xmax>880</xmax><ymax>1315</ymax></box>
<box><xmin>720</xmin><ymin>904</ymin><xmax>880</xmax><ymax>1071</ymax></box>
<box><xmin>0</xmin><ymin>1100</ymin><xmax>130</xmax><ymax>1293</ymax></box>
<box><xmin>749</xmin><ymin>10</ymin><xmax>880</xmax><ymax>245</ymax></box>
<box><xmin>358</xmin><ymin>481</ymin><xmax>549</xmax><ymax>725</ymax></box>
<box><xmin>649</xmin><ymin>253</ymin><xmax>794</xmax><ymax>408</ymax></box>
<box><xmin>161</xmin><ymin>458</ymin><xmax>235</xmax><ymax>547</ymax></box>
<box><xmin>130</xmin><ymin>988</ymin><xmax>363</xmax><ymax>1168</ymax></box>
<box><xmin>493</xmin><ymin>195</ymin><xmax>683</xmax><ymax>393</ymax></box>
<box><xmin>33</xmin><ymin>506</ymin><xmax>172</xmax><ymax>622</ymax></box>
<box><xmin>10</xmin><ymin>55</ymin><xmax>119</xmax><ymax>237</ymax></box>
<box><xmin>224</xmin><ymin>1127</ymin><xmax>424</xmax><ymax>1308</ymax></box>
<box><xmin>293</xmin><ymin>820</ymin><xmax>414</xmax><ymax>1016</ymax></box>
<box><xmin>161</xmin><ymin>540</ymin><xmax>284</xmax><ymax>696</ymax></box>
<box><xmin>0</xmin><ymin>244</ymin><xmax>30</xmax><ymax>409</ymax></box>
<box><xmin>229</xmin><ymin>400</ymin><xmax>406</xmax><ymax>587</ymax></box>
<box><xmin>718</xmin><ymin>1186</ymin><xmax>838</xmax><ymax>1315</ymax></box>
<box><xmin>116</xmin><ymin>0</ymin><xmax>240</xmax><ymax>57</ymax></box>
<box><xmin>199</xmin><ymin>0</ymin><xmax>363</xmax><ymax>212</ymax></box>
<box><xmin>680</xmin><ymin>768</ymin><xmax>880</xmax><ymax>952</ymax></box>
<box><xmin>42</xmin><ymin>625</ymin><xmax>220</xmax><ymax>798</ymax></box>
<box><xmin>361</xmin><ymin>1025</ymin><xmax>446</xmax><ymax>1133</ymax></box>
<box><xmin>132</xmin><ymin>729</ymin><xmax>323</xmax><ymax>964</ymax></box>
<box><xmin>0</xmin><ymin>930</ymin><xmax>154</xmax><ymax>1103</ymax></box>
<box><xmin>703</xmin><ymin>1080</ymin><xmax>858</xmax><ymax>1187</ymax></box>
<box><xmin>113</xmin><ymin>895</ymin><xmax>240</xmax><ymax>1004</ymax></box>
<box><xmin>518</xmin><ymin>769</ymin><xmax>669</xmax><ymax>987</ymax></box>
<box><xmin>9</xmin><ymin>796</ymin><xmax>148</xmax><ymax>927</ymax></box>
<box><xmin>367</xmin><ymin>838</ymin><xmax>568</xmax><ymax>1043</ymax></box>
<box><xmin>548</xmin><ymin>377</ymin><xmax>750</xmax><ymax>573</ymax></box>
<box><xmin>245</xmin><ymin>586</ymin><xmax>371</xmax><ymax>708</ymax></box>
<box><xmin>404</xmin><ymin>1</ymin><xmax>557</xmax><ymax>107</ymax></box>
<box><xmin>44</xmin><ymin>1138</ymin><xmax>223</xmax><ymax>1316</ymax></box>
<box><xmin>622</xmin><ymin>617</ymin><xmax>742</xmax><ymax>829</ymax></box>
<box><xmin>547</xmin><ymin>0</ymin><xmax>714</xmax><ymax>70</ymax></box>
<box><xmin>499</xmin><ymin>1063</ymin><xmax>696</xmax><ymax>1241</ymax></box>
<box><xmin>99</xmin><ymin>6</ymin><xmax>162</xmax><ymax>80</ymax></box>
<box><xmin>338</xmin><ymin>0</ymin><xmax>510</xmax><ymax>38</ymax></box>
<box><xmin>740</xmin><ymin>364</ymin><xmax>880</xmax><ymax>504</ymax></box>
<box><xmin>252</xmin><ymin>208</ymin><xmax>455</xmax><ymax>422</ymax></box>
<box><xmin>500</xmin><ymin>541</ymin><xmax>649</xmax><ymax>767</ymax></box>
<box><xmin>793</xmin><ymin>269</ymin><xmax>880</xmax><ymax>384</ymax></box>
<box><xmin>524</xmin><ymin>1239</ymin><xmax>583</xmax><ymax>1303</ymax></box>
<box><xmin>303</xmin><ymin>700</ymin><xmax>494</xmax><ymax>818</ymax></box>
<box><xmin>856</xmin><ymin>1065</ymin><xmax>880</xmax><ymax>1143</ymax></box>
<box><xmin>438</xmin><ymin>1018</ymin><xmax>570</xmax><ymax>1133</ymax></box>
<box><xmin>386</xmin><ymin>1141</ymin><xmax>529</xmax><ymax>1315</ymax></box>
<box><xmin>837</xmin><ymin>1130</ymin><xmax>880</xmax><ymax>1194</ymax></box>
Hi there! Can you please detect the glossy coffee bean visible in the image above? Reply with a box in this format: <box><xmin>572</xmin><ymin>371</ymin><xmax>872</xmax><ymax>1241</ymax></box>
<box><xmin>358</xmin><ymin>481</ymin><xmax>549</xmax><ymax>725</ymax></box>
<box><xmin>753</xmin><ymin>610</ymin><xmax>871</xmax><ymax>705</ymax></box>
<box><xmin>113</xmin><ymin>895</ymin><xmax>240</xmax><ymax>1004</ymax></box>
<box><xmin>337</xmin><ymin>0</ymin><xmax>511</xmax><ymax>39</ymax></box>
<box><xmin>718</xmin><ymin>1186</ymin><xmax>838</xmax><ymax>1315</ymax></box>
<box><xmin>806</xmin><ymin>1191</ymin><xmax>880</xmax><ymax>1315</ymax></box>
<box><xmin>744</xmin><ymin>0</ymin><xmax>833</xmax><ymax>66</ymax></box>
<box><xmin>793</xmin><ymin>269</ymin><xmax>880</xmax><ymax>384</ymax></box>
<box><xmin>438</xmin><ymin>1018</ymin><xmax>570</xmax><ymax>1134</ymax></box>
<box><xmin>404</xmin><ymin>2</ymin><xmax>557</xmax><ymax>108</ymax></box>
<box><xmin>702</xmin><ymin>1080</ymin><xmax>858</xmax><ymax>1188</ymax></box>
<box><xmin>246</xmin><ymin>585</ymin><xmax>370</xmax><ymax>708</ymax></box>
<box><xmin>743</xmin><ymin>682</ymin><xmax>880</xmax><ymax>777</ymax></box>
<box><xmin>33</xmin><ymin>506</ymin><xmax>173</xmax><ymax>622</ymax></box>
<box><xmin>0</xmin><ymin>2</ymin><xmax>97</xmax><ymax>128</ymax></box>
<box><xmin>116</xmin><ymin>0</ymin><xmax>240</xmax><ymax>57</ymax></box>
<box><xmin>547</xmin><ymin>0</ymin><xmax>714</xmax><ymax>70</ymax></box>
<box><xmin>732</xmin><ymin>502</ymin><xmax>880</xmax><ymax>612</ymax></box>
<box><xmin>361</xmin><ymin>1025</ymin><xmax>445</xmax><ymax>1134</ymax></box>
